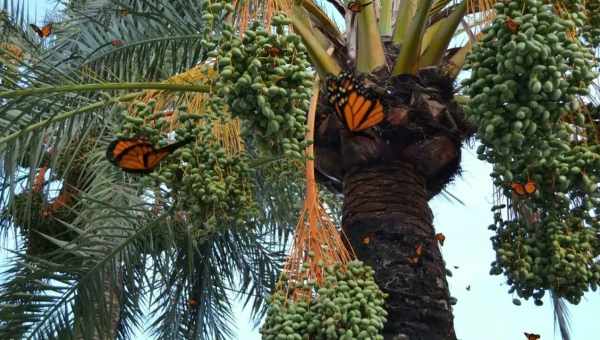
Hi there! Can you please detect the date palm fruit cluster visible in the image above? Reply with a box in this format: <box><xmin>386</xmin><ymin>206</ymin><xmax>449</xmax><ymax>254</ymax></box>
<box><xmin>213</xmin><ymin>14</ymin><xmax>313</xmax><ymax>158</ymax></box>
<box><xmin>116</xmin><ymin>99</ymin><xmax>257</xmax><ymax>229</ymax></box>
<box><xmin>583</xmin><ymin>0</ymin><xmax>600</xmax><ymax>47</ymax></box>
<box><xmin>116</xmin><ymin>100</ymin><xmax>165</xmax><ymax>145</ymax></box>
<box><xmin>154</xmin><ymin>113</ymin><xmax>257</xmax><ymax>228</ymax></box>
<box><xmin>261</xmin><ymin>261</ymin><xmax>387</xmax><ymax>340</ymax></box>
<box><xmin>464</xmin><ymin>0</ymin><xmax>600</xmax><ymax>305</ymax></box>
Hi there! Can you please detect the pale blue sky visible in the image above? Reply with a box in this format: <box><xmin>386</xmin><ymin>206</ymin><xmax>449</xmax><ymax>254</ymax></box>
<box><xmin>19</xmin><ymin>1</ymin><xmax>600</xmax><ymax>339</ymax></box>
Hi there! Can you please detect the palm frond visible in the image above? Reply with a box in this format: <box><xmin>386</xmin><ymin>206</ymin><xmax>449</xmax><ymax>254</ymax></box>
<box><xmin>552</xmin><ymin>291</ymin><xmax>572</xmax><ymax>340</ymax></box>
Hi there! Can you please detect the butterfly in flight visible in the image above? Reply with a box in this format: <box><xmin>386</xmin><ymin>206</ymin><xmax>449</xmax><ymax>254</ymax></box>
<box><xmin>524</xmin><ymin>332</ymin><xmax>540</xmax><ymax>340</ymax></box>
<box><xmin>511</xmin><ymin>179</ymin><xmax>536</xmax><ymax>196</ymax></box>
<box><xmin>106</xmin><ymin>137</ymin><xmax>193</xmax><ymax>174</ymax></box>
<box><xmin>326</xmin><ymin>71</ymin><xmax>385</xmax><ymax>132</ymax></box>
<box><xmin>347</xmin><ymin>1</ymin><xmax>372</xmax><ymax>13</ymax></box>
<box><xmin>435</xmin><ymin>233</ymin><xmax>446</xmax><ymax>246</ymax></box>
<box><xmin>30</xmin><ymin>23</ymin><xmax>53</xmax><ymax>38</ymax></box>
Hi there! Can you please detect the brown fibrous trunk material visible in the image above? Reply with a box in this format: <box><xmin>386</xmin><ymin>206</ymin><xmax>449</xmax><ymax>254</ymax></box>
<box><xmin>342</xmin><ymin>161</ymin><xmax>456</xmax><ymax>340</ymax></box>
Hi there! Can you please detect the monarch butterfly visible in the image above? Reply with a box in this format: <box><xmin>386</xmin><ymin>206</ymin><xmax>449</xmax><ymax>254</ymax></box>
<box><xmin>524</xmin><ymin>333</ymin><xmax>540</xmax><ymax>340</ymax></box>
<box><xmin>106</xmin><ymin>137</ymin><xmax>193</xmax><ymax>174</ymax></box>
<box><xmin>511</xmin><ymin>179</ymin><xmax>536</xmax><ymax>196</ymax></box>
<box><xmin>347</xmin><ymin>1</ymin><xmax>372</xmax><ymax>13</ymax></box>
<box><xmin>111</xmin><ymin>39</ymin><xmax>124</xmax><ymax>47</ymax></box>
<box><xmin>326</xmin><ymin>71</ymin><xmax>385</xmax><ymax>132</ymax></box>
<box><xmin>30</xmin><ymin>23</ymin><xmax>53</xmax><ymax>38</ymax></box>
<box><xmin>42</xmin><ymin>190</ymin><xmax>74</xmax><ymax>218</ymax></box>
<box><xmin>505</xmin><ymin>17</ymin><xmax>520</xmax><ymax>33</ymax></box>
<box><xmin>265</xmin><ymin>46</ymin><xmax>282</xmax><ymax>58</ymax></box>
<box><xmin>435</xmin><ymin>233</ymin><xmax>445</xmax><ymax>246</ymax></box>
<box><xmin>407</xmin><ymin>243</ymin><xmax>423</xmax><ymax>265</ymax></box>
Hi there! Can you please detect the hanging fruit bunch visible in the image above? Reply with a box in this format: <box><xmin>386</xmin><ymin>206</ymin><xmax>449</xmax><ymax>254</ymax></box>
<box><xmin>214</xmin><ymin>13</ymin><xmax>313</xmax><ymax>158</ymax></box>
<box><xmin>152</xmin><ymin>111</ymin><xmax>258</xmax><ymax>229</ymax></box>
<box><xmin>113</xmin><ymin>91</ymin><xmax>258</xmax><ymax>232</ymax></box>
<box><xmin>261</xmin><ymin>84</ymin><xmax>387</xmax><ymax>340</ymax></box>
<box><xmin>261</xmin><ymin>259</ymin><xmax>387</xmax><ymax>340</ymax></box>
<box><xmin>115</xmin><ymin>99</ymin><xmax>169</xmax><ymax>145</ymax></box>
<box><xmin>583</xmin><ymin>0</ymin><xmax>600</xmax><ymax>48</ymax></box>
<box><xmin>463</xmin><ymin>0</ymin><xmax>600</xmax><ymax>305</ymax></box>
<box><xmin>260</xmin><ymin>197</ymin><xmax>388</xmax><ymax>340</ymax></box>
<box><xmin>555</xmin><ymin>0</ymin><xmax>587</xmax><ymax>30</ymax></box>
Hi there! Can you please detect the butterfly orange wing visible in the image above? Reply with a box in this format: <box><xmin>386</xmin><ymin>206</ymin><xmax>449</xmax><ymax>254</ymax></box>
<box><xmin>109</xmin><ymin>139</ymin><xmax>155</xmax><ymax>173</ymax></box>
<box><xmin>30</xmin><ymin>23</ymin><xmax>52</xmax><ymax>38</ymax></box>
<box><xmin>354</xmin><ymin>99</ymin><xmax>384</xmax><ymax>131</ymax></box>
<box><xmin>408</xmin><ymin>244</ymin><xmax>423</xmax><ymax>265</ymax></box>
<box><xmin>40</xmin><ymin>24</ymin><xmax>52</xmax><ymax>37</ymax></box>
<box><xmin>511</xmin><ymin>182</ymin><xmax>526</xmax><ymax>196</ymax></box>
<box><xmin>524</xmin><ymin>332</ymin><xmax>540</xmax><ymax>340</ymax></box>
<box><xmin>435</xmin><ymin>233</ymin><xmax>446</xmax><ymax>246</ymax></box>
<box><xmin>107</xmin><ymin>137</ymin><xmax>192</xmax><ymax>174</ymax></box>
<box><xmin>327</xmin><ymin>72</ymin><xmax>384</xmax><ymax>132</ymax></box>
<box><xmin>145</xmin><ymin>148</ymin><xmax>175</xmax><ymax>170</ymax></box>
<box><xmin>524</xmin><ymin>180</ymin><xmax>536</xmax><ymax>194</ymax></box>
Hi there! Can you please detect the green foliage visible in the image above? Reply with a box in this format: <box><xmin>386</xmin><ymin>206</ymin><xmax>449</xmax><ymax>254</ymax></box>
<box><xmin>464</xmin><ymin>0</ymin><xmax>600</xmax><ymax>305</ymax></box>
<box><xmin>114</xmin><ymin>99</ymin><xmax>259</xmax><ymax>235</ymax></box>
<box><xmin>261</xmin><ymin>261</ymin><xmax>387</xmax><ymax>340</ymax></box>
<box><xmin>215</xmin><ymin>15</ymin><xmax>313</xmax><ymax>157</ymax></box>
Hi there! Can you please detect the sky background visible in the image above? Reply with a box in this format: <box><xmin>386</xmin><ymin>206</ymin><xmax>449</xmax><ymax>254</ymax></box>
<box><xmin>15</xmin><ymin>1</ymin><xmax>600</xmax><ymax>339</ymax></box>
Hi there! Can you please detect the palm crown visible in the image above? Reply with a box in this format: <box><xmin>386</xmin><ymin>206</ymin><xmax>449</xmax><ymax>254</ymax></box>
<box><xmin>1</xmin><ymin>0</ymin><xmax>599</xmax><ymax>339</ymax></box>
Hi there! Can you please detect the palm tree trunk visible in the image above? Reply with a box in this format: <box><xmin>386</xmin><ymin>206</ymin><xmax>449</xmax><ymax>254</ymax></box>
<box><xmin>342</xmin><ymin>161</ymin><xmax>456</xmax><ymax>340</ymax></box>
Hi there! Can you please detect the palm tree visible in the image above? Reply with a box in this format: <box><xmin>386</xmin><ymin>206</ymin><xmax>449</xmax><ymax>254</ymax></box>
<box><xmin>1</xmin><ymin>0</ymin><xmax>599</xmax><ymax>339</ymax></box>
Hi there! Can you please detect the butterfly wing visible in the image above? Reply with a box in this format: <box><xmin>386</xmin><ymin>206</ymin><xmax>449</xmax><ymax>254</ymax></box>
<box><xmin>146</xmin><ymin>138</ymin><xmax>193</xmax><ymax>169</ymax></box>
<box><xmin>40</xmin><ymin>24</ymin><xmax>52</xmax><ymax>37</ymax></box>
<box><xmin>30</xmin><ymin>24</ymin><xmax>43</xmax><ymax>37</ymax></box>
<box><xmin>31</xmin><ymin>24</ymin><xmax>52</xmax><ymax>38</ymax></box>
<box><xmin>435</xmin><ymin>233</ymin><xmax>445</xmax><ymax>246</ymax></box>
<box><xmin>107</xmin><ymin>137</ymin><xmax>193</xmax><ymax>173</ymax></box>
<box><xmin>327</xmin><ymin>72</ymin><xmax>384</xmax><ymax>132</ymax></box>
<box><xmin>354</xmin><ymin>98</ymin><xmax>384</xmax><ymax>131</ymax></box>
<box><xmin>511</xmin><ymin>183</ymin><xmax>527</xmax><ymax>196</ymax></box>
<box><xmin>524</xmin><ymin>180</ymin><xmax>537</xmax><ymax>194</ymax></box>
<box><xmin>107</xmin><ymin>138</ymin><xmax>156</xmax><ymax>173</ymax></box>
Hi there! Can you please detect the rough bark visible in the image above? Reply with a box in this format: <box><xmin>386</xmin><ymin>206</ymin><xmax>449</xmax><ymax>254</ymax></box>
<box><xmin>342</xmin><ymin>162</ymin><xmax>456</xmax><ymax>340</ymax></box>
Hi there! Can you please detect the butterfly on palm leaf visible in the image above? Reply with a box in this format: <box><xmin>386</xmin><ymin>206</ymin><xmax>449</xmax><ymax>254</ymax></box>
<box><xmin>106</xmin><ymin>137</ymin><xmax>193</xmax><ymax>174</ymax></box>
<box><xmin>326</xmin><ymin>71</ymin><xmax>385</xmax><ymax>132</ymax></box>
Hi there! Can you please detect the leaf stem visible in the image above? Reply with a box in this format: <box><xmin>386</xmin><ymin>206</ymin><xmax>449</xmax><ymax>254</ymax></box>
<box><xmin>0</xmin><ymin>92</ymin><xmax>143</xmax><ymax>147</ymax></box>
<box><xmin>0</xmin><ymin>83</ymin><xmax>209</xmax><ymax>99</ymax></box>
